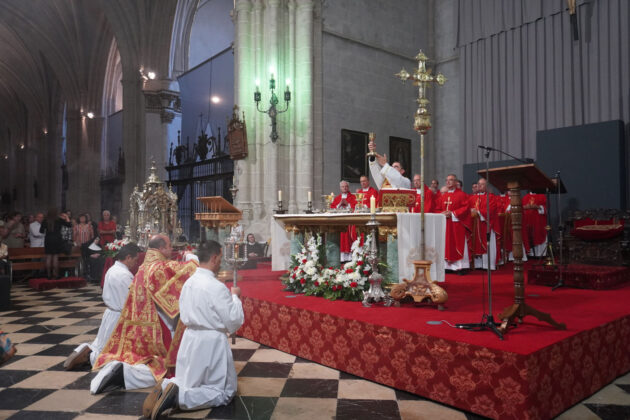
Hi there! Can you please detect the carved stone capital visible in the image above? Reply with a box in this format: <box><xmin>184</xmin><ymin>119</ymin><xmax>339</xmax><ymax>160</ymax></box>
<box><xmin>144</xmin><ymin>90</ymin><xmax>182</xmax><ymax>116</ymax></box>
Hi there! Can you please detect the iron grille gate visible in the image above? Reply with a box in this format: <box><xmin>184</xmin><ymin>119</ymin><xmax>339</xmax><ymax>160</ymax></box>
<box><xmin>166</xmin><ymin>156</ymin><xmax>234</xmax><ymax>243</ymax></box>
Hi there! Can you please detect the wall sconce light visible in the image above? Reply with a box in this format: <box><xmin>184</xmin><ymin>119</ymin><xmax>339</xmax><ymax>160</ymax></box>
<box><xmin>86</xmin><ymin>112</ymin><xmax>95</xmax><ymax>119</ymax></box>
<box><xmin>18</xmin><ymin>143</ymin><xmax>25</xmax><ymax>150</ymax></box>
<box><xmin>254</xmin><ymin>73</ymin><xmax>291</xmax><ymax>142</ymax></box>
<box><xmin>43</xmin><ymin>128</ymin><xmax>48</xmax><ymax>135</ymax></box>
<box><xmin>139</xmin><ymin>66</ymin><xmax>156</xmax><ymax>81</ymax></box>
<box><xmin>211</xmin><ymin>96</ymin><xmax>221</xmax><ymax>104</ymax></box>
<box><xmin>3</xmin><ymin>154</ymin><xmax>8</xmax><ymax>160</ymax></box>
<box><xmin>147</xmin><ymin>71</ymin><xmax>156</xmax><ymax>80</ymax></box>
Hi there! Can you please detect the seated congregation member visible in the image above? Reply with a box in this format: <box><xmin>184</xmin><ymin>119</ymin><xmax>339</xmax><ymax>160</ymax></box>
<box><xmin>144</xmin><ymin>240</ymin><xmax>244</xmax><ymax>419</ymax></box>
<box><xmin>436</xmin><ymin>174</ymin><xmax>471</xmax><ymax>272</ymax></box>
<box><xmin>246</xmin><ymin>233</ymin><xmax>265</xmax><ymax>258</ymax></box>
<box><xmin>356</xmin><ymin>175</ymin><xmax>379</xmax><ymax>207</ymax></box>
<box><xmin>522</xmin><ymin>191</ymin><xmax>547</xmax><ymax>257</ymax></box>
<box><xmin>469</xmin><ymin>179</ymin><xmax>500</xmax><ymax>270</ymax></box>
<box><xmin>411</xmin><ymin>174</ymin><xmax>434</xmax><ymax>213</ymax></box>
<box><xmin>367</xmin><ymin>141</ymin><xmax>411</xmax><ymax>189</ymax></box>
<box><xmin>90</xmin><ymin>235</ymin><xmax>198</xmax><ymax>394</ymax></box>
<box><xmin>330</xmin><ymin>180</ymin><xmax>357</xmax><ymax>261</ymax></box>
<box><xmin>64</xmin><ymin>243</ymin><xmax>141</xmax><ymax>370</ymax></box>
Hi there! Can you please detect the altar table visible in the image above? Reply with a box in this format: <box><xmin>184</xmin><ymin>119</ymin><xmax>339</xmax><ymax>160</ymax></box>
<box><xmin>272</xmin><ymin>213</ymin><xmax>446</xmax><ymax>282</ymax></box>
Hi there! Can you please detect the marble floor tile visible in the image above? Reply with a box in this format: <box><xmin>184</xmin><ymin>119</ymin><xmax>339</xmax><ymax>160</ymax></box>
<box><xmin>280</xmin><ymin>378</ymin><xmax>338</xmax><ymax>399</ymax></box>
<box><xmin>60</xmin><ymin>334</ymin><xmax>96</xmax><ymax>345</ymax></box>
<box><xmin>208</xmin><ymin>396</ymin><xmax>278</xmax><ymax>420</ymax></box>
<box><xmin>238</xmin><ymin>362</ymin><xmax>293</xmax><ymax>378</ymax></box>
<box><xmin>11</xmin><ymin>370</ymin><xmax>87</xmax><ymax>389</ymax></box>
<box><xmin>40</xmin><ymin>318</ymin><xmax>83</xmax><ymax>326</ymax></box>
<box><xmin>237</xmin><ymin>377</ymin><xmax>287</xmax><ymax>397</ymax></box>
<box><xmin>0</xmin><ymin>356</ymin><xmax>65</xmax><ymax>371</ymax></box>
<box><xmin>72</xmin><ymin>414</ymin><xmax>139</xmax><ymax>420</ymax></box>
<box><xmin>555</xmin><ymin>403</ymin><xmax>603</xmax><ymax>420</ymax></box>
<box><xmin>234</xmin><ymin>361</ymin><xmax>246</xmax><ymax>375</ymax></box>
<box><xmin>84</xmin><ymin>389</ymin><xmax>149</xmax><ymax>416</ymax></box>
<box><xmin>248</xmin><ymin>349</ymin><xmax>296</xmax><ymax>364</ymax></box>
<box><xmin>24</xmin><ymin>389</ymin><xmax>104</xmax><ymax>412</ymax></box>
<box><xmin>36</xmin><ymin>311</ymin><xmax>72</xmax><ymax>318</ymax></box>
<box><xmin>2</xmin><ymin>333</ymin><xmax>40</xmax><ymax>344</ymax></box>
<box><xmin>288</xmin><ymin>362</ymin><xmax>340</xmax><ymax>380</ymax></box>
<box><xmin>397</xmin><ymin>400</ymin><xmax>468</xmax><ymax>420</ymax></box>
<box><xmin>585</xmin><ymin>383</ymin><xmax>630</xmax><ymax>405</ymax></box>
<box><xmin>336</xmin><ymin>399</ymin><xmax>401</xmax><ymax>420</ymax></box>
<box><xmin>270</xmin><ymin>397</ymin><xmax>336</xmax><ymax>420</ymax></box>
<box><xmin>0</xmin><ymin>410</ymin><xmax>17</xmax><ymax>420</ymax></box>
<box><xmin>338</xmin><ymin>379</ymin><xmax>397</xmax><ymax>400</ymax></box>
<box><xmin>584</xmin><ymin>403</ymin><xmax>630</xmax><ymax>420</ymax></box>
<box><xmin>49</xmin><ymin>325</ymin><xmax>97</xmax><ymax>335</ymax></box>
<box><xmin>231</xmin><ymin>348</ymin><xmax>257</xmax><ymax>362</ymax></box>
<box><xmin>0</xmin><ymin>388</ymin><xmax>55</xmax><ymax>410</ymax></box>
<box><xmin>34</xmin><ymin>344</ymin><xmax>78</xmax><ymax>357</ymax></box>
<box><xmin>168</xmin><ymin>408</ymin><xmax>212</xmax><ymax>418</ymax></box>
<box><xmin>230</xmin><ymin>337</ymin><xmax>262</xmax><ymax>349</ymax></box>
<box><xmin>0</xmin><ymin>370</ymin><xmax>39</xmax><ymax>388</ymax></box>
<box><xmin>24</xmin><ymin>333</ymin><xmax>75</xmax><ymax>345</ymax></box>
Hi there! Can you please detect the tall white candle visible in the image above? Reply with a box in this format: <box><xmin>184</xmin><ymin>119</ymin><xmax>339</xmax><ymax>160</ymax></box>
<box><xmin>307</xmin><ymin>191</ymin><xmax>312</xmax><ymax>202</ymax></box>
<box><xmin>278</xmin><ymin>190</ymin><xmax>282</xmax><ymax>202</ymax></box>
<box><xmin>370</xmin><ymin>196</ymin><xmax>376</xmax><ymax>214</ymax></box>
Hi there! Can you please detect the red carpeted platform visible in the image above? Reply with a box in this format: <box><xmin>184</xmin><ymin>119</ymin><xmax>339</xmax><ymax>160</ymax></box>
<box><xmin>528</xmin><ymin>263</ymin><xmax>630</xmax><ymax>290</ymax></box>
<box><xmin>234</xmin><ymin>262</ymin><xmax>630</xmax><ymax>420</ymax></box>
<box><xmin>28</xmin><ymin>276</ymin><xmax>87</xmax><ymax>291</ymax></box>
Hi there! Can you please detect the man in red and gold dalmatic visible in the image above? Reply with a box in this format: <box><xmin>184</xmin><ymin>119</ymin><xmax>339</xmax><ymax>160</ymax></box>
<box><xmin>436</xmin><ymin>174</ymin><xmax>471</xmax><ymax>273</ymax></box>
<box><xmin>356</xmin><ymin>175</ymin><xmax>379</xmax><ymax>208</ymax></box>
<box><xmin>410</xmin><ymin>174</ymin><xmax>434</xmax><ymax>213</ymax></box>
<box><xmin>90</xmin><ymin>234</ymin><xmax>199</xmax><ymax>394</ymax></box>
<box><xmin>331</xmin><ymin>180</ymin><xmax>357</xmax><ymax>261</ymax></box>
<box><xmin>522</xmin><ymin>191</ymin><xmax>548</xmax><ymax>256</ymax></box>
<box><xmin>468</xmin><ymin>178</ymin><xmax>501</xmax><ymax>270</ymax></box>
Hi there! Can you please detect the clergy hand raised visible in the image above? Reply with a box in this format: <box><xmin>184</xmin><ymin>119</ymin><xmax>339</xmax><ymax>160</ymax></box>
<box><xmin>231</xmin><ymin>287</ymin><xmax>241</xmax><ymax>297</ymax></box>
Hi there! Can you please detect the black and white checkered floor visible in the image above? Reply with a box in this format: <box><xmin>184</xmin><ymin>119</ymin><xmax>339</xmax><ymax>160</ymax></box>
<box><xmin>1</xmin><ymin>284</ymin><xmax>629</xmax><ymax>420</ymax></box>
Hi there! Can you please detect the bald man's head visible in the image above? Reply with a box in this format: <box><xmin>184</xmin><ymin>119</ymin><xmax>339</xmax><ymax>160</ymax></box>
<box><xmin>149</xmin><ymin>234</ymin><xmax>172</xmax><ymax>258</ymax></box>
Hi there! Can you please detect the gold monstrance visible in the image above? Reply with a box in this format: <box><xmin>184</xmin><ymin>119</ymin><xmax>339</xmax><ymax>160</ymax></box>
<box><xmin>395</xmin><ymin>51</ymin><xmax>446</xmax><ymax>287</ymax></box>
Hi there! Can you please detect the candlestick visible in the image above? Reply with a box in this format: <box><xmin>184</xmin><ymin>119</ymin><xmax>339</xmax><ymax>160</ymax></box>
<box><xmin>370</xmin><ymin>196</ymin><xmax>376</xmax><ymax>214</ymax></box>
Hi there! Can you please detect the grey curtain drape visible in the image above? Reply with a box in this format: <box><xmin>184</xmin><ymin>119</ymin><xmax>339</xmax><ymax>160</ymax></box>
<box><xmin>458</xmin><ymin>0</ymin><xmax>630</xmax><ymax>163</ymax></box>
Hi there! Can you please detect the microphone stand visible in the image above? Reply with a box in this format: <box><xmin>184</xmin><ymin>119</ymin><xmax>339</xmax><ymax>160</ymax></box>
<box><xmin>455</xmin><ymin>147</ymin><xmax>503</xmax><ymax>340</ymax></box>
<box><xmin>552</xmin><ymin>171</ymin><xmax>565</xmax><ymax>290</ymax></box>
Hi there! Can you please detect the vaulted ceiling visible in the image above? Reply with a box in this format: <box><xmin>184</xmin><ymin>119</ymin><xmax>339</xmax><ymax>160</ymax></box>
<box><xmin>0</xmin><ymin>0</ymin><xmax>115</xmax><ymax>143</ymax></box>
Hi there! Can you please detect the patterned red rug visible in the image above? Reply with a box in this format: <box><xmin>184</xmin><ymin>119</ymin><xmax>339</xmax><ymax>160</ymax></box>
<box><xmin>528</xmin><ymin>264</ymin><xmax>630</xmax><ymax>290</ymax></box>
<box><xmin>235</xmin><ymin>263</ymin><xmax>630</xmax><ymax>420</ymax></box>
<box><xmin>28</xmin><ymin>277</ymin><xmax>87</xmax><ymax>291</ymax></box>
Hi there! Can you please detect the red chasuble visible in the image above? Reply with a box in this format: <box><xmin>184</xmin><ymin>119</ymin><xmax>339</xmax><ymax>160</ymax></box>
<box><xmin>468</xmin><ymin>192</ymin><xmax>501</xmax><ymax>256</ymax></box>
<box><xmin>522</xmin><ymin>193</ymin><xmax>547</xmax><ymax>252</ymax></box>
<box><xmin>93</xmin><ymin>249</ymin><xmax>198</xmax><ymax>380</ymax></box>
<box><xmin>331</xmin><ymin>193</ymin><xmax>357</xmax><ymax>253</ymax></box>
<box><xmin>436</xmin><ymin>189</ymin><xmax>471</xmax><ymax>263</ymax></box>
<box><xmin>410</xmin><ymin>185</ymin><xmax>435</xmax><ymax>213</ymax></box>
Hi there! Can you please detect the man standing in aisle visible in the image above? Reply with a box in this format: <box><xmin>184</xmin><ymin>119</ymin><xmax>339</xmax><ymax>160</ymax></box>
<box><xmin>144</xmin><ymin>240</ymin><xmax>244</xmax><ymax>419</ymax></box>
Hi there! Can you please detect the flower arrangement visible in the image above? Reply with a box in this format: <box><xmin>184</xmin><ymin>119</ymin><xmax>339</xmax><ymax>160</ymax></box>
<box><xmin>286</xmin><ymin>233</ymin><xmax>386</xmax><ymax>302</ymax></box>
<box><xmin>284</xmin><ymin>234</ymin><xmax>324</xmax><ymax>294</ymax></box>
<box><xmin>102</xmin><ymin>238</ymin><xmax>130</xmax><ymax>258</ymax></box>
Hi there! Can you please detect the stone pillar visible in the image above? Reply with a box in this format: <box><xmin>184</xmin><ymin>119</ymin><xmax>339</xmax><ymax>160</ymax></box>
<box><xmin>121</xmin><ymin>77</ymin><xmax>146</xmax><ymax>218</ymax></box>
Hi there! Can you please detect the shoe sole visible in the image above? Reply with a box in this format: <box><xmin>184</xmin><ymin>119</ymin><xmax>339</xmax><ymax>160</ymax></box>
<box><xmin>151</xmin><ymin>383</ymin><xmax>177</xmax><ymax>420</ymax></box>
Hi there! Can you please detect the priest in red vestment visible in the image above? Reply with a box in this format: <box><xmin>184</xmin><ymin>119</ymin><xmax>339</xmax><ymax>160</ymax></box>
<box><xmin>436</xmin><ymin>174</ymin><xmax>471</xmax><ymax>272</ymax></box>
<box><xmin>468</xmin><ymin>179</ymin><xmax>501</xmax><ymax>270</ymax></box>
<box><xmin>90</xmin><ymin>234</ymin><xmax>199</xmax><ymax>394</ymax></box>
<box><xmin>331</xmin><ymin>180</ymin><xmax>357</xmax><ymax>261</ymax></box>
<box><xmin>522</xmin><ymin>192</ymin><xmax>548</xmax><ymax>256</ymax></box>
<box><xmin>410</xmin><ymin>174</ymin><xmax>435</xmax><ymax>213</ymax></box>
<box><xmin>356</xmin><ymin>175</ymin><xmax>379</xmax><ymax>209</ymax></box>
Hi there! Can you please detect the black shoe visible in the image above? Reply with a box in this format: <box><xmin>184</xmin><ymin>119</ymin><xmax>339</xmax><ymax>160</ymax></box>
<box><xmin>151</xmin><ymin>383</ymin><xmax>178</xmax><ymax>420</ymax></box>
<box><xmin>94</xmin><ymin>362</ymin><xmax>124</xmax><ymax>394</ymax></box>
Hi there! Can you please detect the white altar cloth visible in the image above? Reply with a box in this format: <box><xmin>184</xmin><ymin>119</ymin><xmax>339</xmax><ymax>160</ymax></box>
<box><xmin>271</xmin><ymin>213</ymin><xmax>446</xmax><ymax>282</ymax></box>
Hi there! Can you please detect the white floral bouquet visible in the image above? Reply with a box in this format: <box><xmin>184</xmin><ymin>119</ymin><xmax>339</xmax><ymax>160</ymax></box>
<box><xmin>102</xmin><ymin>238</ymin><xmax>130</xmax><ymax>258</ymax></box>
<box><xmin>284</xmin><ymin>234</ymin><xmax>324</xmax><ymax>293</ymax></box>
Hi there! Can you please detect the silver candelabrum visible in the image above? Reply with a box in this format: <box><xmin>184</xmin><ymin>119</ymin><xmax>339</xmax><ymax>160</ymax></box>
<box><xmin>362</xmin><ymin>213</ymin><xmax>393</xmax><ymax>307</ymax></box>
<box><xmin>224</xmin><ymin>233</ymin><xmax>247</xmax><ymax>343</ymax></box>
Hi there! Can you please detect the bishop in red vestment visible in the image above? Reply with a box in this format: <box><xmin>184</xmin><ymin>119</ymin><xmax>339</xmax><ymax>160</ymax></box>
<box><xmin>331</xmin><ymin>180</ymin><xmax>357</xmax><ymax>261</ymax></box>
<box><xmin>356</xmin><ymin>175</ymin><xmax>379</xmax><ymax>208</ymax></box>
<box><xmin>468</xmin><ymin>179</ymin><xmax>501</xmax><ymax>269</ymax></box>
<box><xmin>436</xmin><ymin>174</ymin><xmax>471</xmax><ymax>271</ymax></box>
<box><xmin>410</xmin><ymin>174</ymin><xmax>435</xmax><ymax>213</ymax></box>
<box><xmin>90</xmin><ymin>235</ymin><xmax>198</xmax><ymax>394</ymax></box>
<box><xmin>522</xmin><ymin>192</ymin><xmax>548</xmax><ymax>256</ymax></box>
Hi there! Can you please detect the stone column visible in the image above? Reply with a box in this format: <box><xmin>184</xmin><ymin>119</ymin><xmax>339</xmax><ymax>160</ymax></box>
<box><xmin>120</xmin><ymin>77</ymin><xmax>146</xmax><ymax>217</ymax></box>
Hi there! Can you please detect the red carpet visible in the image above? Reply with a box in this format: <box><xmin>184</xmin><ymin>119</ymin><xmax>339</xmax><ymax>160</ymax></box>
<box><xmin>528</xmin><ymin>263</ymin><xmax>630</xmax><ymax>290</ymax></box>
<box><xmin>235</xmin><ymin>262</ymin><xmax>630</xmax><ymax>420</ymax></box>
<box><xmin>28</xmin><ymin>277</ymin><xmax>87</xmax><ymax>291</ymax></box>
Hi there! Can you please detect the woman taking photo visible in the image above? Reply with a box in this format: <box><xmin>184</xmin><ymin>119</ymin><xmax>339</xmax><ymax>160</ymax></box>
<box><xmin>40</xmin><ymin>209</ymin><xmax>72</xmax><ymax>279</ymax></box>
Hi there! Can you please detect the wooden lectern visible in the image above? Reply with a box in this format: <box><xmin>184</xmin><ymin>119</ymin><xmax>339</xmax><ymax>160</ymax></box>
<box><xmin>195</xmin><ymin>196</ymin><xmax>242</xmax><ymax>228</ymax></box>
<box><xmin>478</xmin><ymin>164</ymin><xmax>566</xmax><ymax>333</ymax></box>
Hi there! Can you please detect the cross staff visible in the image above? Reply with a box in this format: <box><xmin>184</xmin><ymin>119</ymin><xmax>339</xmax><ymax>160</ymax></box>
<box><xmin>395</xmin><ymin>51</ymin><xmax>446</xmax><ymax>260</ymax></box>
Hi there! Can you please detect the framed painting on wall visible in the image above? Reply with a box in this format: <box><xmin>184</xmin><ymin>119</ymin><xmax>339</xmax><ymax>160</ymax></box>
<box><xmin>341</xmin><ymin>129</ymin><xmax>368</xmax><ymax>183</ymax></box>
<box><xmin>389</xmin><ymin>136</ymin><xmax>412</xmax><ymax>176</ymax></box>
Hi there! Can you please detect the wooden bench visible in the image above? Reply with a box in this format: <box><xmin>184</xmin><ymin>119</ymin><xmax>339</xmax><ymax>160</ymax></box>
<box><xmin>7</xmin><ymin>247</ymin><xmax>82</xmax><ymax>283</ymax></box>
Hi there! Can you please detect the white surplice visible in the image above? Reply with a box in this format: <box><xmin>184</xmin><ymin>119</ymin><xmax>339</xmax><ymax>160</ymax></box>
<box><xmin>369</xmin><ymin>160</ymin><xmax>411</xmax><ymax>189</ymax></box>
<box><xmin>162</xmin><ymin>267</ymin><xmax>244</xmax><ymax>410</ymax></box>
<box><xmin>76</xmin><ymin>261</ymin><xmax>133</xmax><ymax>366</ymax></box>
